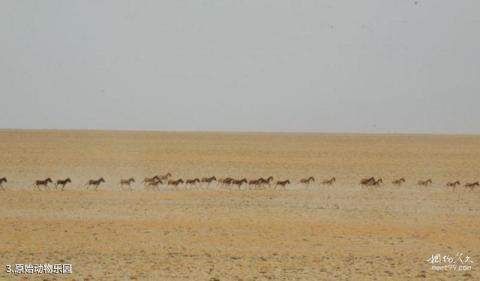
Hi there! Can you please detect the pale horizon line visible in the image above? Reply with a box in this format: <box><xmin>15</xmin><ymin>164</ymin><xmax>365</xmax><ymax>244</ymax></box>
<box><xmin>1</xmin><ymin>127</ymin><xmax>479</xmax><ymax>137</ymax></box>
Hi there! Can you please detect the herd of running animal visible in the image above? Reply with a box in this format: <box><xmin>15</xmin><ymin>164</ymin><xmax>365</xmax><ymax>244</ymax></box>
<box><xmin>0</xmin><ymin>176</ymin><xmax>478</xmax><ymax>191</ymax></box>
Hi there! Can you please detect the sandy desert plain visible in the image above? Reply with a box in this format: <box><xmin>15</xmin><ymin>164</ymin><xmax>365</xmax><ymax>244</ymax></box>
<box><xmin>0</xmin><ymin>129</ymin><xmax>479</xmax><ymax>281</ymax></box>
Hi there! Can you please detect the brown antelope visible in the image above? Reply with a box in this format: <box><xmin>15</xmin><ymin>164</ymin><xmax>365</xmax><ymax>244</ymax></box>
<box><xmin>258</xmin><ymin>176</ymin><xmax>274</xmax><ymax>189</ymax></box>
<box><xmin>446</xmin><ymin>181</ymin><xmax>460</xmax><ymax>188</ymax></box>
<box><xmin>143</xmin><ymin>176</ymin><xmax>160</xmax><ymax>186</ymax></box>
<box><xmin>300</xmin><ymin>177</ymin><xmax>315</xmax><ymax>187</ymax></box>
<box><xmin>248</xmin><ymin>179</ymin><xmax>261</xmax><ymax>189</ymax></box>
<box><xmin>201</xmin><ymin>176</ymin><xmax>217</xmax><ymax>186</ymax></box>
<box><xmin>392</xmin><ymin>178</ymin><xmax>406</xmax><ymax>186</ymax></box>
<box><xmin>361</xmin><ymin>177</ymin><xmax>382</xmax><ymax>188</ymax></box>
<box><xmin>86</xmin><ymin>178</ymin><xmax>105</xmax><ymax>190</ymax></box>
<box><xmin>360</xmin><ymin>177</ymin><xmax>375</xmax><ymax>186</ymax></box>
<box><xmin>248</xmin><ymin>177</ymin><xmax>272</xmax><ymax>190</ymax></box>
<box><xmin>231</xmin><ymin>178</ymin><xmax>247</xmax><ymax>189</ymax></box>
<box><xmin>464</xmin><ymin>182</ymin><xmax>479</xmax><ymax>191</ymax></box>
<box><xmin>447</xmin><ymin>180</ymin><xmax>461</xmax><ymax>192</ymax></box>
<box><xmin>146</xmin><ymin>178</ymin><xmax>163</xmax><ymax>191</ymax></box>
<box><xmin>55</xmin><ymin>178</ymin><xmax>71</xmax><ymax>191</ymax></box>
<box><xmin>248</xmin><ymin>179</ymin><xmax>259</xmax><ymax>184</ymax></box>
<box><xmin>321</xmin><ymin>177</ymin><xmax>336</xmax><ymax>186</ymax></box>
<box><xmin>417</xmin><ymin>179</ymin><xmax>432</xmax><ymax>186</ymax></box>
<box><xmin>158</xmin><ymin>172</ymin><xmax>172</xmax><ymax>181</ymax></box>
<box><xmin>219</xmin><ymin>177</ymin><xmax>234</xmax><ymax>187</ymax></box>
<box><xmin>34</xmin><ymin>178</ymin><xmax>53</xmax><ymax>190</ymax></box>
<box><xmin>168</xmin><ymin>179</ymin><xmax>184</xmax><ymax>189</ymax></box>
<box><xmin>120</xmin><ymin>178</ymin><xmax>135</xmax><ymax>190</ymax></box>
<box><xmin>274</xmin><ymin>180</ymin><xmax>290</xmax><ymax>189</ymax></box>
<box><xmin>185</xmin><ymin>178</ymin><xmax>200</xmax><ymax>189</ymax></box>
<box><xmin>0</xmin><ymin>177</ymin><xmax>7</xmax><ymax>190</ymax></box>
<box><xmin>370</xmin><ymin>178</ymin><xmax>383</xmax><ymax>187</ymax></box>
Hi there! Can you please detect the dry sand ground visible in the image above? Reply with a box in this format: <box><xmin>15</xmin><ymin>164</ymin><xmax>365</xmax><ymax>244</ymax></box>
<box><xmin>0</xmin><ymin>130</ymin><xmax>479</xmax><ymax>280</ymax></box>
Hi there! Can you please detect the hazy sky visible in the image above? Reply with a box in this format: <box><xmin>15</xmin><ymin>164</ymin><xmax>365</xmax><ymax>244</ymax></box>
<box><xmin>1</xmin><ymin>1</ymin><xmax>479</xmax><ymax>134</ymax></box>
